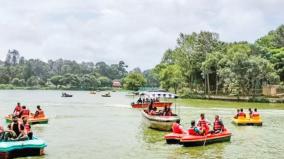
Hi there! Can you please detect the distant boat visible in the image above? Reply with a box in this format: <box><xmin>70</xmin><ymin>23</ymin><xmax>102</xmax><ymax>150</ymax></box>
<box><xmin>62</xmin><ymin>93</ymin><xmax>73</xmax><ymax>97</ymax></box>
<box><xmin>101</xmin><ymin>92</ymin><xmax>111</xmax><ymax>97</ymax></box>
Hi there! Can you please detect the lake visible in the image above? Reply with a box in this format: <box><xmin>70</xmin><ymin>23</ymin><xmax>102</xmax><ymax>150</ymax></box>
<box><xmin>0</xmin><ymin>90</ymin><xmax>283</xmax><ymax>159</ymax></box>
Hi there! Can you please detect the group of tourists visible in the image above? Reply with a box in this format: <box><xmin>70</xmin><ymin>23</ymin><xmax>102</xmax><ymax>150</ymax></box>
<box><xmin>172</xmin><ymin>113</ymin><xmax>226</xmax><ymax>135</ymax></box>
<box><xmin>0</xmin><ymin>103</ymin><xmax>45</xmax><ymax>142</ymax></box>
<box><xmin>234</xmin><ymin>108</ymin><xmax>260</xmax><ymax>119</ymax></box>
<box><xmin>148</xmin><ymin>106</ymin><xmax>173</xmax><ymax>116</ymax></box>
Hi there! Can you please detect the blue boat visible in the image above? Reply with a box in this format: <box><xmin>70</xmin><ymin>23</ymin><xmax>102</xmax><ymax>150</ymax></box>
<box><xmin>0</xmin><ymin>137</ymin><xmax>47</xmax><ymax>159</ymax></box>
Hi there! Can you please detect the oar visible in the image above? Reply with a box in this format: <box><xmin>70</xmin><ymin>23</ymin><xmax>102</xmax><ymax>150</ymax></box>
<box><xmin>203</xmin><ymin>130</ymin><xmax>208</xmax><ymax>146</ymax></box>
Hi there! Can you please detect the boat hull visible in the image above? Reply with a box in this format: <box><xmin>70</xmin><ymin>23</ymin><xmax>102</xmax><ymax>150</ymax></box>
<box><xmin>0</xmin><ymin>137</ymin><xmax>47</xmax><ymax>159</ymax></box>
<box><xmin>142</xmin><ymin>110</ymin><xmax>180</xmax><ymax>131</ymax></box>
<box><xmin>180</xmin><ymin>131</ymin><xmax>232</xmax><ymax>147</ymax></box>
<box><xmin>132</xmin><ymin>102</ymin><xmax>173</xmax><ymax>108</ymax></box>
<box><xmin>232</xmin><ymin>117</ymin><xmax>262</xmax><ymax>126</ymax></box>
<box><xmin>164</xmin><ymin>133</ymin><xmax>184</xmax><ymax>144</ymax></box>
<box><xmin>5</xmin><ymin>115</ymin><xmax>48</xmax><ymax>125</ymax></box>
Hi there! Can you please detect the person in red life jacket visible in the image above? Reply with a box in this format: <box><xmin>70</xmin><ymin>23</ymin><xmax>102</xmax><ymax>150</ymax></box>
<box><xmin>172</xmin><ymin>120</ymin><xmax>186</xmax><ymax>134</ymax></box>
<box><xmin>19</xmin><ymin>106</ymin><xmax>30</xmax><ymax>119</ymax></box>
<box><xmin>238</xmin><ymin>108</ymin><xmax>246</xmax><ymax>118</ymax></box>
<box><xmin>188</xmin><ymin>120</ymin><xmax>202</xmax><ymax>135</ymax></box>
<box><xmin>210</xmin><ymin>115</ymin><xmax>225</xmax><ymax>134</ymax></box>
<box><xmin>22</xmin><ymin>117</ymin><xmax>33</xmax><ymax>139</ymax></box>
<box><xmin>13</xmin><ymin>102</ymin><xmax>22</xmax><ymax>117</ymax></box>
<box><xmin>252</xmin><ymin>108</ymin><xmax>260</xmax><ymax>117</ymax></box>
<box><xmin>234</xmin><ymin>109</ymin><xmax>240</xmax><ymax>119</ymax></box>
<box><xmin>34</xmin><ymin>105</ymin><xmax>45</xmax><ymax>118</ymax></box>
<box><xmin>197</xmin><ymin>113</ymin><xmax>210</xmax><ymax>135</ymax></box>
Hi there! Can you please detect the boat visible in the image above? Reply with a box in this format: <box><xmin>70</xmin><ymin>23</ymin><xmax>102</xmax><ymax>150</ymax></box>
<box><xmin>101</xmin><ymin>92</ymin><xmax>111</xmax><ymax>97</ymax></box>
<box><xmin>141</xmin><ymin>110</ymin><xmax>180</xmax><ymax>131</ymax></box>
<box><xmin>164</xmin><ymin>132</ymin><xmax>185</xmax><ymax>144</ymax></box>
<box><xmin>131</xmin><ymin>102</ymin><xmax>173</xmax><ymax>108</ymax></box>
<box><xmin>232</xmin><ymin>115</ymin><xmax>262</xmax><ymax>126</ymax></box>
<box><xmin>61</xmin><ymin>93</ymin><xmax>73</xmax><ymax>97</ymax></box>
<box><xmin>180</xmin><ymin>130</ymin><xmax>232</xmax><ymax>147</ymax></box>
<box><xmin>0</xmin><ymin>137</ymin><xmax>47</xmax><ymax>159</ymax></box>
<box><xmin>5</xmin><ymin>114</ymin><xmax>48</xmax><ymax>125</ymax></box>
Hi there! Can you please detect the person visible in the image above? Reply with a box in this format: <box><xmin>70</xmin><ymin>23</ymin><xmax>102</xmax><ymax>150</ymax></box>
<box><xmin>163</xmin><ymin>106</ymin><xmax>172</xmax><ymax>116</ymax></box>
<box><xmin>19</xmin><ymin>106</ymin><xmax>30</xmax><ymax>119</ymax></box>
<box><xmin>137</xmin><ymin>97</ymin><xmax>142</xmax><ymax>104</ymax></box>
<box><xmin>5</xmin><ymin>115</ymin><xmax>27</xmax><ymax>141</ymax></box>
<box><xmin>13</xmin><ymin>102</ymin><xmax>22</xmax><ymax>117</ymax></box>
<box><xmin>23</xmin><ymin>117</ymin><xmax>33</xmax><ymax>139</ymax></box>
<box><xmin>238</xmin><ymin>108</ymin><xmax>246</xmax><ymax>118</ymax></box>
<box><xmin>197</xmin><ymin>113</ymin><xmax>210</xmax><ymax>135</ymax></box>
<box><xmin>234</xmin><ymin>109</ymin><xmax>240</xmax><ymax>119</ymax></box>
<box><xmin>252</xmin><ymin>108</ymin><xmax>260</xmax><ymax>117</ymax></box>
<box><xmin>148</xmin><ymin>101</ymin><xmax>154</xmax><ymax>112</ymax></box>
<box><xmin>142</xmin><ymin>98</ymin><xmax>145</xmax><ymax>104</ymax></box>
<box><xmin>149</xmin><ymin>107</ymin><xmax>157</xmax><ymax>115</ymax></box>
<box><xmin>188</xmin><ymin>120</ymin><xmax>202</xmax><ymax>135</ymax></box>
<box><xmin>34</xmin><ymin>105</ymin><xmax>45</xmax><ymax>118</ymax></box>
<box><xmin>172</xmin><ymin>120</ymin><xmax>186</xmax><ymax>134</ymax></box>
<box><xmin>210</xmin><ymin>115</ymin><xmax>225</xmax><ymax>134</ymax></box>
<box><xmin>248</xmin><ymin>108</ymin><xmax>253</xmax><ymax>117</ymax></box>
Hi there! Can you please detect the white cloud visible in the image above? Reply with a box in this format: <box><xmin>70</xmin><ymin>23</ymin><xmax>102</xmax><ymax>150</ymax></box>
<box><xmin>0</xmin><ymin>0</ymin><xmax>283</xmax><ymax>70</ymax></box>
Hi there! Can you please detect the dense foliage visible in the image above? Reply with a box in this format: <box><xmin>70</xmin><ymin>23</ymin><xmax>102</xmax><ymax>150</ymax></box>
<box><xmin>154</xmin><ymin>25</ymin><xmax>284</xmax><ymax>96</ymax></box>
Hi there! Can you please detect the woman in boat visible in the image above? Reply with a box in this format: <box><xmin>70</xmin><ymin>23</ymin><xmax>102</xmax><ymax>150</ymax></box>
<box><xmin>234</xmin><ymin>109</ymin><xmax>240</xmax><ymax>119</ymax></box>
<box><xmin>197</xmin><ymin>113</ymin><xmax>210</xmax><ymax>135</ymax></box>
<box><xmin>34</xmin><ymin>105</ymin><xmax>45</xmax><ymax>118</ymax></box>
<box><xmin>210</xmin><ymin>115</ymin><xmax>225</xmax><ymax>134</ymax></box>
<box><xmin>188</xmin><ymin>120</ymin><xmax>202</xmax><ymax>135</ymax></box>
<box><xmin>172</xmin><ymin>120</ymin><xmax>186</xmax><ymax>134</ymax></box>
<box><xmin>23</xmin><ymin>117</ymin><xmax>33</xmax><ymax>139</ymax></box>
<box><xmin>13</xmin><ymin>102</ymin><xmax>22</xmax><ymax>117</ymax></box>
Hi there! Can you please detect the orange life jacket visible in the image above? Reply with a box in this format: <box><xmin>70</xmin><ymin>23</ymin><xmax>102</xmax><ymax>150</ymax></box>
<box><xmin>172</xmin><ymin>123</ymin><xmax>183</xmax><ymax>134</ymax></box>
<box><xmin>22</xmin><ymin>109</ymin><xmax>30</xmax><ymax>116</ymax></box>
<box><xmin>252</xmin><ymin>112</ymin><xmax>259</xmax><ymax>117</ymax></box>
<box><xmin>188</xmin><ymin>127</ymin><xmax>199</xmax><ymax>135</ymax></box>
<box><xmin>14</xmin><ymin>106</ymin><xmax>21</xmax><ymax>112</ymax></box>
<box><xmin>238</xmin><ymin>112</ymin><xmax>246</xmax><ymax>117</ymax></box>
<box><xmin>213</xmin><ymin>120</ymin><xmax>223</xmax><ymax>131</ymax></box>
<box><xmin>35</xmin><ymin>110</ymin><xmax>45</xmax><ymax>118</ymax></box>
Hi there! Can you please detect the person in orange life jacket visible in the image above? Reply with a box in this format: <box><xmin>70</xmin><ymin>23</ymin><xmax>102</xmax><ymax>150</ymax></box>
<box><xmin>19</xmin><ymin>106</ymin><xmax>30</xmax><ymax>118</ymax></box>
<box><xmin>238</xmin><ymin>108</ymin><xmax>246</xmax><ymax>117</ymax></box>
<box><xmin>23</xmin><ymin>117</ymin><xmax>33</xmax><ymax>139</ymax></box>
<box><xmin>172</xmin><ymin>120</ymin><xmax>186</xmax><ymax>134</ymax></box>
<box><xmin>197</xmin><ymin>113</ymin><xmax>210</xmax><ymax>134</ymax></box>
<box><xmin>234</xmin><ymin>109</ymin><xmax>240</xmax><ymax>119</ymax></box>
<box><xmin>13</xmin><ymin>102</ymin><xmax>22</xmax><ymax>117</ymax></box>
<box><xmin>188</xmin><ymin>120</ymin><xmax>202</xmax><ymax>135</ymax></box>
<box><xmin>34</xmin><ymin>105</ymin><xmax>44</xmax><ymax>118</ymax></box>
<box><xmin>252</xmin><ymin>108</ymin><xmax>260</xmax><ymax>117</ymax></box>
<box><xmin>248</xmin><ymin>108</ymin><xmax>253</xmax><ymax>117</ymax></box>
<box><xmin>210</xmin><ymin>115</ymin><xmax>225</xmax><ymax>134</ymax></box>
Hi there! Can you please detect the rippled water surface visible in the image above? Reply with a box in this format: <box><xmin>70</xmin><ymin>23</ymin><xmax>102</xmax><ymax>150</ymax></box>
<box><xmin>0</xmin><ymin>90</ymin><xmax>283</xmax><ymax>159</ymax></box>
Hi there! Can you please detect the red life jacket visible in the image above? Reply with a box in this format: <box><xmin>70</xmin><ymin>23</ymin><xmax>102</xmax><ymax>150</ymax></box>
<box><xmin>213</xmin><ymin>120</ymin><xmax>223</xmax><ymax>131</ymax></box>
<box><xmin>22</xmin><ymin>109</ymin><xmax>30</xmax><ymax>116</ymax></box>
<box><xmin>198</xmin><ymin>119</ymin><xmax>209</xmax><ymax>134</ymax></box>
<box><xmin>25</xmin><ymin>123</ymin><xmax>31</xmax><ymax>133</ymax></box>
<box><xmin>252</xmin><ymin>112</ymin><xmax>259</xmax><ymax>117</ymax></box>
<box><xmin>172</xmin><ymin>123</ymin><xmax>183</xmax><ymax>134</ymax></box>
<box><xmin>238</xmin><ymin>112</ymin><xmax>246</xmax><ymax>117</ymax></box>
<box><xmin>15</xmin><ymin>106</ymin><xmax>21</xmax><ymax>112</ymax></box>
<box><xmin>188</xmin><ymin>127</ymin><xmax>199</xmax><ymax>135</ymax></box>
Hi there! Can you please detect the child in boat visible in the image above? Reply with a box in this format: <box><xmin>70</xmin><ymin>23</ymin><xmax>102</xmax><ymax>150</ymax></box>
<box><xmin>234</xmin><ymin>109</ymin><xmax>240</xmax><ymax>119</ymax></box>
<box><xmin>197</xmin><ymin>113</ymin><xmax>210</xmax><ymax>135</ymax></box>
<box><xmin>172</xmin><ymin>120</ymin><xmax>186</xmax><ymax>134</ymax></box>
<box><xmin>188</xmin><ymin>120</ymin><xmax>202</xmax><ymax>135</ymax></box>
<box><xmin>210</xmin><ymin>115</ymin><xmax>225</xmax><ymax>134</ymax></box>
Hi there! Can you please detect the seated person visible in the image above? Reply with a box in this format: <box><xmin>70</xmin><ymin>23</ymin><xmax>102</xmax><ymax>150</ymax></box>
<box><xmin>23</xmin><ymin>117</ymin><xmax>33</xmax><ymax>140</ymax></box>
<box><xmin>149</xmin><ymin>107</ymin><xmax>158</xmax><ymax>115</ymax></box>
<box><xmin>237</xmin><ymin>108</ymin><xmax>246</xmax><ymax>118</ymax></box>
<box><xmin>19</xmin><ymin>106</ymin><xmax>30</xmax><ymax>119</ymax></box>
<box><xmin>234</xmin><ymin>109</ymin><xmax>240</xmax><ymax>119</ymax></box>
<box><xmin>172</xmin><ymin>120</ymin><xmax>186</xmax><ymax>134</ymax></box>
<box><xmin>197</xmin><ymin>113</ymin><xmax>210</xmax><ymax>135</ymax></box>
<box><xmin>163</xmin><ymin>106</ymin><xmax>173</xmax><ymax>116</ymax></box>
<box><xmin>34</xmin><ymin>105</ymin><xmax>45</xmax><ymax>118</ymax></box>
<box><xmin>251</xmin><ymin>108</ymin><xmax>260</xmax><ymax>118</ymax></box>
<box><xmin>210</xmin><ymin>115</ymin><xmax>225</xmax><ymax>134</ymax></box>
<box><xmin>4</xmin><ymin>116</ymin><xmax>26</xmax><ymax>141</ymax></box>
<box><xmin>137</xmin><ymin>98</ymin><xmax>142</xmax><ymax>104</ymax></box>
<box><xmin>13</xmin><ymin>102</ymin><xmax>22</xmax><ymax>117</ymax></box>
<box><xmin>188</xmin><ymin>120</ymin><xmax>202</xmax><ymax>135</ymax></box>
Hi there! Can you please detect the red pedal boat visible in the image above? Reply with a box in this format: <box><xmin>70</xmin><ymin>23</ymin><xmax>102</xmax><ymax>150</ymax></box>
<box><xmin>131</xmin><ymin>102</ymin><xmax>172</xmax><ymax>108</ymax></box>
<box><xmin>180</xmin><ymin>130</ymin><xmax>232</xmax><ymax>147</ymax></box>
<box><xmin>164</xmin><ymin>133</ymin><xmax>185</xmax><ymax>144</ymax></box>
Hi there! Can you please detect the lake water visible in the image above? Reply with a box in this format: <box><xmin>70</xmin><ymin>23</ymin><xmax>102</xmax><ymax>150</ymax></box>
<box><xmin>0</xmin><ymin>90</ymin><xmax>283</xmax><ymax>159</ymax></box>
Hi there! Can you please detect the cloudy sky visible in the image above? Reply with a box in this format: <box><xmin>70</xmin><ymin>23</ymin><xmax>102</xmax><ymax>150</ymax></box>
<box><xmin>0</xmin><ymin>0</ymin><xmax>283</xmax><ymax>70</ymax></box>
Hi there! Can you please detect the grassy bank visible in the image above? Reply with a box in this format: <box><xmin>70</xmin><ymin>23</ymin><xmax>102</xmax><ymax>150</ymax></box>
<box><xmin>175</xmin><ymin>98</ymin><xmax>284</xmax><ymax>110</ymax></box>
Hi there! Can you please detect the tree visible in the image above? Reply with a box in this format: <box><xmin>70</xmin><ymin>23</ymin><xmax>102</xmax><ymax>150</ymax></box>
<box><xmin>158</xmin><ymin>64</ymin><xmax>182</xmax><ymax>94</ymax></box>
<box><xmin>123</xmin><ymin>72</ymin><xmax>146</xmax><ymax>90</ymax></box>
<box><xmin>98</xmin><ymin>76</ymin><xmax>112</xmax><ymax>87</ymax></box>
<box><xmin>50</xmin><ymin>75</ymin><xmax>63</xmax><ymax>88</ymax></box>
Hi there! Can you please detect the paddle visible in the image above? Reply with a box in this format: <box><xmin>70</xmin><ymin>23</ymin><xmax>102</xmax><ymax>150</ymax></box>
<box><xmin>203</xmin><ymin>131</ymin><xmax>207</xmax><ymax>146</ymax></box>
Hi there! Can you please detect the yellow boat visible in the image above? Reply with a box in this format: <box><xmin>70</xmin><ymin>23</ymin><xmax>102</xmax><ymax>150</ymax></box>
<box><xmin>232</xmin><ymin>115</ymin><xmax>262</xmax><ymax>126</ymax></box>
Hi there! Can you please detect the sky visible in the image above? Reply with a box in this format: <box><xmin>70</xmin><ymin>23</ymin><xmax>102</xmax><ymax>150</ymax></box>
<box><xmin>0</xmin><ymin>0</ymin><xmax>283</xmax><ymax>70</ymax></box>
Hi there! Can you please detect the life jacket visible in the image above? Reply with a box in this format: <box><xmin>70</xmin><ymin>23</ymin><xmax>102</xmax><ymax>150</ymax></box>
<box><xmin>35</xmin><ymin>110</ymin><xmax>45</xmax><ymax>118</ymax></box>
<box><xmin>238</xmin><ymin>112</ymin><xmax>246</xmax><ymax>117</ymax></box>
<box><xmin>172</xmin><ymin>123</ymin><xmax>183</xmax><ymax>134</ymax></box>
<box><xmin>197</xmin><ymin>119</ymin><xmax>209</xmax><ymax>134</ymax></box>
<box><xmin>15</xmin><ymin>106</ymin><xmax>21</xmax><ymax>112</ymax></box>
<box><xmin>252</xmin><ymin>112</ymin><xmax>259</xmax><ymax>117</ymax></box>
<box><xmin>188</xmin><ymin>127</ymin><xmax>199</xmax><ymax>136</ymax></box>
<box><xmin>22</xmin><ymin>109</ymin><xmax>30</xmax><ymax>117</ymax></box>
<box><xmin>213</xmin><ymin>120</ymin><xmax>223</xmax><ymax>131</ymax></box>
<box><xmin>24</xmin><ymin>123</ymin><xmax>31</xmax><ymax>133</ymax></box>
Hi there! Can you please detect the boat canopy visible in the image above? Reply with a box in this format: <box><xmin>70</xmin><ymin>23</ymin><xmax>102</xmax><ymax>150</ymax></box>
<box><xmin>140</xmin><ymin>91</ymin><xmax>178</xmax><ymax>99</ymax></box>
